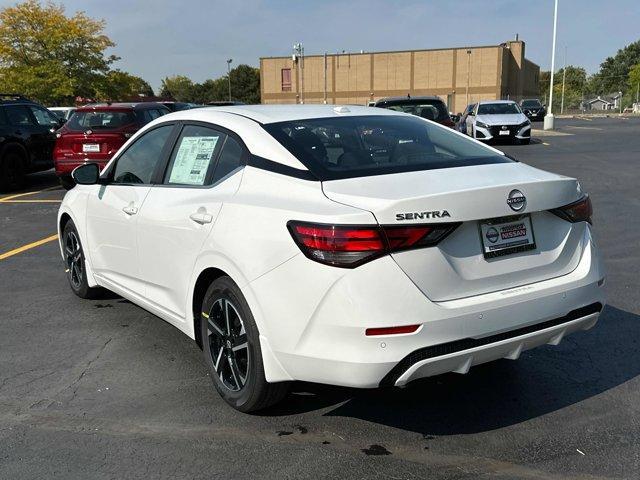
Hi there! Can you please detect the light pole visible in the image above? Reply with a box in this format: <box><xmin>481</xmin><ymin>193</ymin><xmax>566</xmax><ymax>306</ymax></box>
<box><xmin>560</xmin><ymin>46</ymin><xmax>567</xmax><ymax>114</ymax></box>
<box><xmin>293</xmin><ymin>43</ymin><xmax>305</xmax><ymax>104</ymax></box>
<box><xmin>226</xmin><ymin>59</ymin><xmax>233</xmax><ymax>101</ymax></box>
<box><xmin>466</xmin><ymin>49</ymin><xmax>472</xmax><ymax>106</ymax></box>
<box><xmin>544</xmin><ymin>0</ymin><xmax>559</xmax><ymax>130</ymax></box>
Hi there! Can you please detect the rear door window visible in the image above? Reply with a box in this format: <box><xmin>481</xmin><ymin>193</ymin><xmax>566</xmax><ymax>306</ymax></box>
<box><xmin>29</xmin><ymin>106</ymin><xmax>59</xmax><ymax>127</ymax></box>
<box><xmin>164</xmin><ymin>125</ymin><xmax>225</xmax><ymax>186</ymax></box>
<box><xmin>6</xmin><ymin>105</ymin><xmax>35</xmax><ymax>126</ymax></box>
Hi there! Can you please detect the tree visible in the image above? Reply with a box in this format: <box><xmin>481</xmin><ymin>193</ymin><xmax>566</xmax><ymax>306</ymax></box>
<box><xmin>589</xmin><ymin>39</ymin><xmax>640</xmax><ymax>94</ymax></box>
<box><xmin>628</xmin><ymin>64</ymin><xmax>640</xmax><ymax>102</ymax></box>
<box><xmin>159</xmin><ymin>75</ymin><xmax>195</xmax><ymax>101</ymax></box>
<box><xmin>0</xmin><ymin>0</ymin><xmax>117</xmax><ymax>104</ymax></box>
<box><xmin>228</xmin><ymin>64</ymin><xmax>260</xmax><ymax>104</ymax></box>
<box><xmin>97</xmin><ymin>70</ymin><xmax>154</xmax><ymax>101</ymax></box>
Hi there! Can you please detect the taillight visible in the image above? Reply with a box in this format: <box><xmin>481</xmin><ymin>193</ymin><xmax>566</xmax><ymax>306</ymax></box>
<box><xmin>551</xmin><ymin>195</ymin><xmax>593</xmax><ymax>224</ymax></box>
<box><xmin>288</xmin><ymin>221</ymin><xmax>460</xmax><ymax>268</ymax></box>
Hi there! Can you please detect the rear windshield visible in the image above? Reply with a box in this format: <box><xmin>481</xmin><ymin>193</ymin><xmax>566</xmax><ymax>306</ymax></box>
<box><xmin>477</xmin><ymin>103</ymin><xmax>521</xmax><ymax>115</ymax></box>
<box><xmin>66</xmin><ymin>110</ymin><xmax>137</xmax><ymax>131</ymax></box>
<box><xmin>263</xmin><ymin>115</ymin><xmax>512</xmax><ymax>180</ymax></box>
<box><xmin>376</xmin><ymin>100</ymin><xmax>449</xmax><ymax>121</ymax></box>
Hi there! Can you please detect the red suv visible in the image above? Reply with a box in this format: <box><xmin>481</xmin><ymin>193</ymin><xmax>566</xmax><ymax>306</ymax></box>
<box><xmin>54</xmin><ymin>102</ymin><xmax>170</xmax><ymax>188</ymax></box>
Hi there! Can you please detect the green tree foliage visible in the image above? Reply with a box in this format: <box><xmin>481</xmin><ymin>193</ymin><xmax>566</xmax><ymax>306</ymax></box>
<box><xmin>0</xmin><ymin>0</ymin><xmax>118</xmax><ymax>104</ymax></box>
<box><xmin>538</xmin><ymin>66</ymin><xmax>587</xmax><ymax>111</ymax></box>
<box><xmin>628</xmin><ymin>64</ymin><xmax>640</xmax><ymax>101</ymax></box>
<box><xmin>159</xmin><ymin>65</ymin><xmax>260</xmax><ymax>104</ymax></box>
<box><xmin>589</xmin><ymin>40</ymin><xmax>640</xmax><ymax>95</ymax></box>
<box><xmin>98</xmin><ymin>70</ymin><xmax>154</xmax><ymax>101</ymax></box>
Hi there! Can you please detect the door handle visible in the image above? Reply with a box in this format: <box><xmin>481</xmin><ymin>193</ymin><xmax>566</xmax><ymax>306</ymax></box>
<box><xmin>122</xmin><ymin>205</ymin><xmax>138</xmax><ymax>216</ymax></box>
<box><xmin>189</xmin><ymin>212</ymin><xmax>213</xmax><ymax>225</ymax></box>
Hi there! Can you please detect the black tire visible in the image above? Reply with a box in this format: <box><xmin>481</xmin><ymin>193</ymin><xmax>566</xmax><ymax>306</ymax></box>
<box><xmin>62</xmin><ymin>220</ymin><xmax>102</xmax><ymax>299</ymax></box>
<box><xmin>517</xmin><ymin>137</ymin><xmax>531</xmax><ymax>145</ymax></box>
<box><xmin>59</xmin><ymin>176</ymin><xmax>75</xmax><ymax>190</ymax></box>
<box><xmin>0</xmin><ymin>148</ymin><xmax>26</xmax><ymax>192</ymax></box>
<box><xmin>200</xmin><ymin>276</ymin><xmax>289</xmax><ymax>412</ymax></box>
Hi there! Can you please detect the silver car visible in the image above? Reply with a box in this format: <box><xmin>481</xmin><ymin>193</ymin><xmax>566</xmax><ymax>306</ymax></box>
<box><xmin>465</xmin><ymin>100</ymin><xmax>531</xmax><ymax>145</ymax></box>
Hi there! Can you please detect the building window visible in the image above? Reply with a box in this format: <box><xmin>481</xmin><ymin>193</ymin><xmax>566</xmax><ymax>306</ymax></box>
<box><xmin>281</xmin><ymin>68</ymin><xmax>291</xmax><ymax>92</ymax></box>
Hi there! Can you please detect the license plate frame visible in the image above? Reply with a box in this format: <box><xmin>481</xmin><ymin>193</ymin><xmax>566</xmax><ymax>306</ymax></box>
<box><xmin>498</xmin><ymin>129</ymin><xmax>510</xmax><ymax>136</ymax></box>
<box><xmin>479</xmin><ymin>214</ymin><xmax>536</xmax><ymax>259</ymax></box>
<box><xmin>82</xmin><ymin>143</ymin><xmax>100</xmax><ymax>153</ymax></box>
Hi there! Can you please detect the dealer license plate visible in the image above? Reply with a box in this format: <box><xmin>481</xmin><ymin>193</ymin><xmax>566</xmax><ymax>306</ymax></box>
<box><xmin>479</xmin><ymin>215</ymin><xmax>536</xmax><ymax>258</ymax></box>
<box><xmin>498</xmin><ymin>129</ymin><xmax>510</xmax><ymax>136</ymax></box>
<box><xmin>82</xmin><ymin>143</ymin><xmax>100</xmax><ymax>153</ymax></box>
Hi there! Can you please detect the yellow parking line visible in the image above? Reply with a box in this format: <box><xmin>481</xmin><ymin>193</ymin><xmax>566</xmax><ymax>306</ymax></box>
<box><xmin>0</xmin><ymin>199</ymin><xmax>62</xmax><ymax>203</ymax></box>
<box><xmin>0</xmin><ymin>186</ymin><xmax>60</xmax><ymax>202</ymax></box>
<box><xmin>0</xmin><ymin>234</ymin><xmax>59</xmax><ymax>261</ymax></box>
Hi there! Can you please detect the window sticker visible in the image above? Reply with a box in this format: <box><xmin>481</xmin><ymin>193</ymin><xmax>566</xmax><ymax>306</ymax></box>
<box><xmin>169</xmin><ymin>136</ymin><xmax>220</xmax><ymax>185</ymax></box>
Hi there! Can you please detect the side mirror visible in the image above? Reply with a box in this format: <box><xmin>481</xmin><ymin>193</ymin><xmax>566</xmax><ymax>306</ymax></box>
<box><xmin>468</xmin><ymin>110</ymin><xmax>475</xmax><ymax>116</ymax></box>
<box><xmin>72</xmin><ymin>163</ymin><xmax>100</xmax><ymax>185</ymax></box>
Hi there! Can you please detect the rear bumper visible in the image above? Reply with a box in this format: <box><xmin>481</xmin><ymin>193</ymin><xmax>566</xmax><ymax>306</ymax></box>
<box><xmin>251</xmin><ymin>225</ymin><xmax>605</xmax><ymax>388</ymax></box>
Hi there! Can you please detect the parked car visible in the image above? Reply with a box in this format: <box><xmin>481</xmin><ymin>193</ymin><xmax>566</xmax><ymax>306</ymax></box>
<box><xmin>465</xmin><ymin>100</ymin><xmax>531</xmax><ymax>144</ymax></box>
<box><xmin>59</xmin><ymin>104</ymin><xmax>604</xmax><ymax>412</ymax></box>
<box><xmin>54</xmin><ymin>102</ymin><xmax>170</xmax><ymax>189</ymax></box>
<box><xmin>48</xmin><ymin>106</ymin><xmax>77</xmax><ymax>123</ymax></box>
<box><xmin>0</xmin><ymin>94</ymin><xmax>62</xmax><ymax>191</ymax></box>
<box><xmin>160</xmin><ymin>102</ymin><xmax>193</xmax><ymax>112</ymax></box>
<box><xmin>207</xmin><ymin>101</ymin><xmax>246</xmax><ymax>106</ymax></box>
<box><xmin>373</xmin><ymin>96</ymin><xmax>456</xmax><ymax>128</ymax></box>
<box><xmin>456</xmin><ymin>103</ymin><xmax>476</xmax><ymax>133</ymax></box>
<box><xmin>519</xmin><ymin>99</ymin><xmax>546</xmax><ymax>121</ymax></box>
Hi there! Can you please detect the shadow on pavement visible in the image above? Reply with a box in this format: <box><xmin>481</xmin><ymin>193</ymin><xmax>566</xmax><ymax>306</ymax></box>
<box><xmin>268</xmin><ymin>305</ymin><xmax>640</xmax><ymax>436</ymax></box>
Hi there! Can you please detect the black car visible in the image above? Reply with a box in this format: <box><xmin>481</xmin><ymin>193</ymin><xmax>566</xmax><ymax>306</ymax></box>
<box><xmin>373</xmin><ymin>96</ymin><xmax>455</xmax><ymax>128</ymax></box>
<box><xmin>160</xmin><ymin>101</ymin><xmax>194</xmax><ymax>112</ymax></box>
<box><xmin>520</xmin><ymin>99</ymin><xmax>546</xmax><ymax>121</ymax></box>
<box><xmin>0</xmin><ymin>94</ymin><xmax>62</xmax><ymax>191</ymax></box>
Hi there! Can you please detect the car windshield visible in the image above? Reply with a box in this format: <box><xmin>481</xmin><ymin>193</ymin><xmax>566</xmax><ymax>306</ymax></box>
<box><xmin>477</xmin><ymin>103</ymin><xmax>521</xmax><ymax>115</ymax></box>
<box><xmin>263</xmin><ymin>115</ymin><xmax>512</xmax><ymax>181</ymax></box>
<box><xmin>377</xmin><ymin>100</ymin><xmax>449</xmax><ymax>121</ymax></box>
<box><xmin>66</xmin><ymin>110</ymin><xmax>137</xmax><ymax>131</ymax></box>
<box><xmin>521</xmin><ymin>100</ymin><xmax>542</xmax><ymax>108</ymax></box>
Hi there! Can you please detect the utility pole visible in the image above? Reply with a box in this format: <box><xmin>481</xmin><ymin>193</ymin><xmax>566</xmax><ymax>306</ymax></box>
<box><xmin>544</xmin><ymin>0</ymin><xmax>559</xmax><ymax>130</ymax></box>
<box><xmin>466</xmin><ymin>49</ymin><xmax>472</xmax><ymax>106</ymax></box>
<box><xmin>226</xmin><ymin>59</ymin><xmax>233</xmax><ymax>101</ymax></box>
<box><xmin>560</xmin><ymin>46</ymin><xmax>567</xmax><ymax>114</ymax></box>
<box><xmin>293</xmin><ymin>43</ymin><xmax>305</xmax><ymax>104</ymax></box>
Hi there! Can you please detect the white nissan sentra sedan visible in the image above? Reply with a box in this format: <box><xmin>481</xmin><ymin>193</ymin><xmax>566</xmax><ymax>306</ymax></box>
<box><xmin>58</xmin><ymin>105</ymin><xmax>605</xmax><ymax>412</ymax></box>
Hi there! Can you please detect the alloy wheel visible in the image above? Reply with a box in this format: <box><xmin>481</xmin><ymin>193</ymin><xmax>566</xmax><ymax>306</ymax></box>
<box><xmin>206</xmin><ymin>298</ymin><xmax>249</xmax><ymax>392</ymax></box>
<box><xmin>64</xmin><ymin>231</ymin><xmax>83</xmax><ymax>289</ymax></box>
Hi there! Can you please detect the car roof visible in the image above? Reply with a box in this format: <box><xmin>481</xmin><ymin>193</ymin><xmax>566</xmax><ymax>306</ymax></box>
<box><xmin>77</xmin><ymin>102</ymin><xmax>168</xmax><ymax>111</ymax></box>
<box><xmin>48</xmin><ymin>106</ymin><xmax>75</xmax><ymax>110</ymax></box>
<box><xmin>166</xmin><ymin>104</ymin><xmax>404</xmax><ymax>124</ymax></box>
<box><xmin>375</xmin><ymin>96</ymin><xmax>443</xmax><ymax>103</ymax></box>
<box><xmin>477</xmin><ymin>100</ymin><xmax>517</xmax><ymax>105</ymax></box>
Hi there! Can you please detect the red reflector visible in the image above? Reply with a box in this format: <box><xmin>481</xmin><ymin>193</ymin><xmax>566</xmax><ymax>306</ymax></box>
<box><xmin>365</xmin><ymin>325</ymin><xmax>420</xmax><ymax>336</ymax></box>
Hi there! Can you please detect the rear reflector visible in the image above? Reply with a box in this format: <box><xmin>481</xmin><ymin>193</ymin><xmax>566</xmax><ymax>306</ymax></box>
<box><xmin>288</xmin><ymin>221</ymin><xmax>460</xmax><ymax>268</ymax></box>
<box><xmin>366</xmin><ymin>325</ymin><xmax>420</xmax><ymax>336</ymax></box>
<box><xmin>551</xmin><ymin>195</ymin><xmax>592</xmax><ymax>224</ymax></box>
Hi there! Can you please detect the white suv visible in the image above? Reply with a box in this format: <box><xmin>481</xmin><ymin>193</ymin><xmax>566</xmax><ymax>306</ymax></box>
<box><xmin>58</xmin><ymin>105</ymin><xmax>605</xmax><ymax>412</ymax></box>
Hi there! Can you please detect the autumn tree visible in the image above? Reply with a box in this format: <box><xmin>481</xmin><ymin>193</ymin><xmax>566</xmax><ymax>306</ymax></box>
<box><xmin>0</xmin><ymin>0</ymin><xmax>118</xmax><ymax>104</ymax></box>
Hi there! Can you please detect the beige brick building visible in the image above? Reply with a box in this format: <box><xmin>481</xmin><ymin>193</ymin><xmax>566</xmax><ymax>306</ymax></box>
<box><xmin>260</xmin><ymin>40</ymin><xmax>540</xmax><ymax>114</ymax></box>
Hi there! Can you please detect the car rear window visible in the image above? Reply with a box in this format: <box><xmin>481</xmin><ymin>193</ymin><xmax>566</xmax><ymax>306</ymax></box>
<box><xmin>66</xmin><ymin>110</ymin><xmax>137</xmax><ymax>131</ymax></box>
<box><xmin>376</xmin><ymin>100</ymin><xmax>449</xmax><ymax>121</ymax></box>
<box><xmin>263</xmin><ymin>115</ymin><xmax>512</xmax><ymax>181</ymax></box>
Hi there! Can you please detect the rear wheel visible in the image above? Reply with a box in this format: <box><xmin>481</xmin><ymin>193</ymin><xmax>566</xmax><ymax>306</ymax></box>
<box><xmin>0</xmin><ymin>149</ymin><xmax>26</xmax><ymax>192</ymax></box>
<box><xmin>62</xmin><ymin>220</ymin><xmax>102</xmax><ymax>299</ymax></box>
<box><xmin>200</xmin><ymin>276</ymin><xmax>289</xmax><ymax>412</ymax></box>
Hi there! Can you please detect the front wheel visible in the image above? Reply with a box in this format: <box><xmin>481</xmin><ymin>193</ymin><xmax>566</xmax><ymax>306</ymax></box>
<box><xmin>200</xmin><ymin>276</ymin><xmax>289</xmax><ymax>412</ymax></box>
<box><xmin>517</xmin><ymin>137</ymin><xmax>531</xmax><ymax>145</ymax></box>
<box><xmin>59</xmin><ymin>176</ymin><xmax>75</xmax><ymax>190</ymax></box>
<box><xmin>62</xmin><ymin>220</ymin><xmax>102</xmax><ymax>299</ymax></box>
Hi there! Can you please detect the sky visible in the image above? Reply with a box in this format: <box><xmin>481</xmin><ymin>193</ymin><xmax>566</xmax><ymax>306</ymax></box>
<box><xmin>2</xmin><ymin>0</ymin><xmax>639</xmax><ymax>91</ymax></box>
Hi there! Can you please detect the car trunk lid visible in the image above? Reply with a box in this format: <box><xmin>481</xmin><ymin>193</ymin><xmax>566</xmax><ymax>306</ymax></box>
<box><xmin>322</xmin><ymin>162</ymin><xmax>586</xmax><ymax>301</ymax></box>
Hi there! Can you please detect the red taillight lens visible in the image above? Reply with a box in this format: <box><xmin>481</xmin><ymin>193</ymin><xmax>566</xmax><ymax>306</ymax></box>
<box><xmin>551</xmin><ymin>195</ymin><xmax>593</xmax><ymax>224</ymax></box>
<box><xmin>288</xmin><ymin>221</ymin><xmax>460</xmax><ymax>268</ymax></box>
<box><xmin>366</xmin><ymin>324</ymin><xmax>420</xmax><ymax>336</ymax></box>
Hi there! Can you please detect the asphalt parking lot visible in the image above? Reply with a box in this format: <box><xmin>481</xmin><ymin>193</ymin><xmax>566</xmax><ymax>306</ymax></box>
<box><xmin>1</xmin><ymin>117</ymin><xmax>639</xmax><ymax>480</ymax></box>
